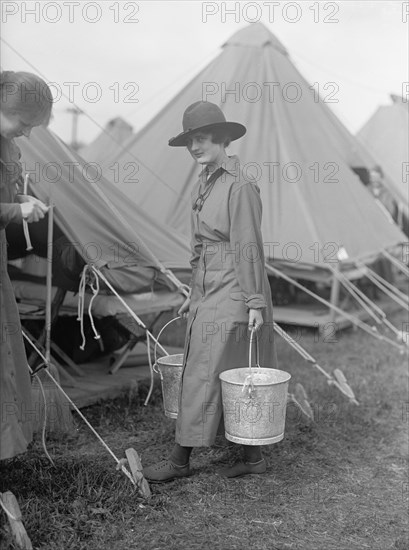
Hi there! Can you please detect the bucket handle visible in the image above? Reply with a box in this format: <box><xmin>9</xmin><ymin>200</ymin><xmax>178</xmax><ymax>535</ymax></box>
<box><xmin>153</xmin><ymin>316</ymin><xmax>181</xmax><ymax>373</ymax></box>
<box><xmin>242</xmin><ymin>328</ymin><xmax>261</xmax><ymax>397</ymax></box>
<box><xmin>248</xmin><ymin>327</ymin><xmax>261</xmax><ymax>371</ymax></box>
<box><xmin>144</xmin><ymin>315</ymin><xmax>182</xmax><ymax>408</ymax></box>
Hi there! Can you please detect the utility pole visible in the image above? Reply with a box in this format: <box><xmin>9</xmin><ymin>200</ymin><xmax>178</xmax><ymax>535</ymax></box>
<box><xmin>66</xmin><ymin>106</ymin><xmax>83</xmax><ymax>150</ymax></box>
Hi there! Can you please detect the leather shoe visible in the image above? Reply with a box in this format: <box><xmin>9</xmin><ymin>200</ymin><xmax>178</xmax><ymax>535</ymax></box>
<box><xmin>143</xmin><ymin>459</ymin><xmax>190</xmax><ymax>483</ymax></box>
<box><xmin>217</xmin><ymin>458</ymin><xmax>267</xmax><ymax>478</ymax></box>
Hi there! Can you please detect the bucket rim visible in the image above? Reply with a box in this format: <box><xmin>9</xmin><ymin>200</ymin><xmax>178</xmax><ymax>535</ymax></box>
<box><xmin>156</xmin><ymin>353</ymin><xmax>184</xmax><ymax>366</ymax></box>
<box><xmin>219</xmin><ymin>367</ymin><xmax>291</xmax><ymax>385</ymax></box>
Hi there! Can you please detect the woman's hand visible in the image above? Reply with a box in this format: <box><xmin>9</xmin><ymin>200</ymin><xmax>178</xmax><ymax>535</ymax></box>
<box><xmin>19</xmin><ymin>195</ymin><xmax>49</xmax><ymax>223</ymax></box>
<box><xmin>248</xmin><ymin>309</ymin><xmax>264</xmax><ymax>331</ymax></box>
<box><xmin>178</xmin><ymin>297</ymin><xmax>191</xmax><ymax>319</ymax></box>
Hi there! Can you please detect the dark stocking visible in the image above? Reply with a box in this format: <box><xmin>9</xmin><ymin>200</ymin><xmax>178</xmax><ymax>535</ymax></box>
<box><xmin>243</xmin><ymin>445</ymin><xmax>262</xmax><ymax>463</ymax></box>
<box><xmin>170</xmin><ymin>443</ymin><xmax>193</xmax><ymax>466</ymax></box>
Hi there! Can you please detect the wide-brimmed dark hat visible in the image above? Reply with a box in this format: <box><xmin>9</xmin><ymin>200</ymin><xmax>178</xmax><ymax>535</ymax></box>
<box><xmin>168</xmin><ymin>101</ymin><xmax>246</xmax><ymax>147</ymax></box>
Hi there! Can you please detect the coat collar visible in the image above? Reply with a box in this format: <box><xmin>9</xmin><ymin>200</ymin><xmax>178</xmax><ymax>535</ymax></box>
<box><xmin>198</xmin><ymin>155</ymin><xmax>240</xmax><ymax>180</ymax></box>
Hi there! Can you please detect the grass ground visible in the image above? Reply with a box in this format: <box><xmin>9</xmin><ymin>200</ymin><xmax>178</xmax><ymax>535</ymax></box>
<box><xmin>1</xmin><ymin>310</ymin><xmax>408</xmax><ymax>550</ymax></box>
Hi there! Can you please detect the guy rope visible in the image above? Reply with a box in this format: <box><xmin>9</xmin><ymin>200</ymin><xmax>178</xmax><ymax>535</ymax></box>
<box><xmin>22</xmin><ymin>331</ymin><xmax>151</xmax><ymax>497</ymax></box>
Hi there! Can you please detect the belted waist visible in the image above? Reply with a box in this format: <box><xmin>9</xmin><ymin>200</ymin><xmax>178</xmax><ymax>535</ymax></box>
<box><xmin>200</xmin><ymin>240</ymin><xmax>264</xmax><ymax>271</ymax></box>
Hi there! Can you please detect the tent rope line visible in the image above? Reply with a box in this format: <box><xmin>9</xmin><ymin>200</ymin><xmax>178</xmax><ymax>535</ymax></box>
<box><xmin>326</xmin><ymin>263</ymin><xmax>383</xmax><ymax>324</ymax></box>
<box><xmin>21</xmin><ymin>330</ymin><xmax>137</xmax><ymax>488</ymax></box>
<box><xmin>77</xmin><ymin>267</ymin><xmax>102</xmax><ymax>351</ymax></box>
<box><xmin>382</xmin><ymin>250</ymin><xmax>409</xmax><ymax>277</ymax></box>
<box><xmin>81</xmin><ymin>265</ymin><xmax>167</xmax><ymax>407</ymax></box>
<box><xmin>90</xmin><ymin>265</ymin><xmax>169</xmax><ymax>357</ymax></box>
<box><xmin>31</xmin><ymin>365</ymin><xmax>56</xmax><ymax>467</ymax></box>
<box><xmin>360</xmin><ymin>265</ymin><xmax>409</xmax><ymax>311</ymax></box>
<box><xmin>357</xmin><ymin>262</ymin><xmax>409</xmax><ymax>309</ymax></box>
<box><xmin>77</xmin><ymin>266</ymin><xmax>88</xmax><ymax>349</ymax></box>
<box><xmin>25</xmin><ymin>357</ymin><xmax>57</xmax><ymax>467</ymax></box>
<box><xmin>144</xmin><ymin>332</ymin><xmax>155</xmax><ymax>407</ymax></box>
<box><xmin>272</xmin><ymin>322</ymin><xmax>358</xmax><ymax>405</ymax></box>
<box><xmin>89</xmin><ymin>265</ymin><xmax>179</xmax><ymax>409</ymax></box>
<box><xmin>325</xmin><ymin>262</ymin><xmax>404</xmax><ymax>340</ymax></box>
<box><xmin>265</xmin><ymin>263</ymin><xmax>406</xmax><ymax>351</ymax></box>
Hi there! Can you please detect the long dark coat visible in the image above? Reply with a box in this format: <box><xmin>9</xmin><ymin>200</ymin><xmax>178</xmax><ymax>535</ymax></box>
<box><xmin>0</xmin><ymin>136</ymin><xmax>33</xmax><ymax>460</ymax></box>
<box><xmin>175</xmin><ymin>156</ymin><xmax>277</xmax><ymax>447</ymax></box>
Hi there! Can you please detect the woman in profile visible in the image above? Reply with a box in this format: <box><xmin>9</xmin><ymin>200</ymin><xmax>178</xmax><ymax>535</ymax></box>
<box><xmin>144</xmin><ymin>101</ymin><xmax>277</xmax><ymax>482</ymax></box>
<box><xmin>0</xmin><ymin>71</ymin><xmax>53</xmax><ymax>460</ymax></box>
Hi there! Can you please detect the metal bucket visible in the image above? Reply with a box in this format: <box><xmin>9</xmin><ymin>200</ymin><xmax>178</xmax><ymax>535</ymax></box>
<box><xmin>156</xmin><ymin>353</ymin><xmax>183</xmax><ymax>419</ymax></box>
<box><xmin>219</xmin><ymin>330</ymin><xmax>291</xmax><ymax>445</ymax></box>
<box><xmin>150</xmin><ymin>317</ymin><xmax>184</xmax><ymax>419</ymax></box>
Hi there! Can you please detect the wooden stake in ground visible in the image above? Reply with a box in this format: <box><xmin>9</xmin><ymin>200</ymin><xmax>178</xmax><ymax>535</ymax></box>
<box><xmin>0</xmin><ymin>491</ymin><xmax>33</xmax><ymax>549</ymax></box>
<box><xmin>125</xmin><ymin>449</ymin><xmax>151</xmax><ymax>498</ymax></box>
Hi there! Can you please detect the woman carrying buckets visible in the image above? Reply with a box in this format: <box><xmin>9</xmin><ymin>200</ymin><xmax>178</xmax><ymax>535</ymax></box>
<box><xmin>143</xmin><ymin>101</ymin><xmax>278</xmax><ymax>482</ymax></box>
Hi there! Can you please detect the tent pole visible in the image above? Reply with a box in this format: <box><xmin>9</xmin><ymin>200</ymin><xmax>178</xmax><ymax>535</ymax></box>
<box><xmin>45</xmin><ymin>204</ymin><xmax>54</xmax><ymax>363</ymax></box>
<box><xmin>27</xmin><ymin>287</ymin><xmax>66</xmax><ymax>367</ymax></box>
<box><xmin>329</xmin><ymin>262</ymin><xmax>341</xmax><ymax>325</ymax></box>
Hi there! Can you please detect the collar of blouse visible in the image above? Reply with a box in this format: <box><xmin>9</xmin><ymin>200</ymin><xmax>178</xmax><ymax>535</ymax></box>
<box><xmin>199</xmin><ymin>155</ymin><xmax>240</xmax><ymax>182</ymax></box>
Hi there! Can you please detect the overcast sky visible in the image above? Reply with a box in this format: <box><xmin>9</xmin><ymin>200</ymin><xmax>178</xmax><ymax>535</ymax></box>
<box><xmin>1</xmin><ymin>1</ymin><xmax>408</xmax><ymax>146</ymax></box>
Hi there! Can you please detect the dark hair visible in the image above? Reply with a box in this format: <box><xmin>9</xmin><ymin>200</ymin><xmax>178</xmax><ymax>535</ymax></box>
<box><xmin>209</xmin><ymin>127</ymin><xmax>232</xmax><ymax>148</ymax></box>
<box><xmin>0</xmin><ymin>71</ymin><xmax>53</xmax><ymax>126</ymax></box>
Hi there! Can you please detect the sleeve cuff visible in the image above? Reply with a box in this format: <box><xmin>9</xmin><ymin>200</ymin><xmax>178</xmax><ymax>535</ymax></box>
<box><xmin>245</xmin><ymin>294</ymin><xmax>267</xmax><ymax>310</ymax></box>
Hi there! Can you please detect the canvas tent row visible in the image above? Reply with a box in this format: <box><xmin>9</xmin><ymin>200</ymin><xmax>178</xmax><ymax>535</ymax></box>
<box><xmin>79</xmin><ymin>117</ymin><xmax>134</xmax><ymax>166</ymax></box>
<box><xmin>93</xmin><ymin>23</ymin><xmax>406</xmax><ymax>325</ymax></box>
<box><xmin>357</xmin><ymin>94</ymin><xmax>409</xmax><ymax>229</ymax></box>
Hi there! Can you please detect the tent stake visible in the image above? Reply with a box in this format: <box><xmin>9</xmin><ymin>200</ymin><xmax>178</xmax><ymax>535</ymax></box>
<box><xmin>0</xmin><ymin>492</ymin><xmax>32</xmax><ymax>550</ymax></box>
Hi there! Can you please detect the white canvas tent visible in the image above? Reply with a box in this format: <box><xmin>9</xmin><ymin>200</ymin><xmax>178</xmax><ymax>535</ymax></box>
<box><xmin>79</xmin><ymin>117</ymin><xmax>134</xmax><ymax>165</ymax></box>
<box><xmin>357</xmin><ymin>94</ymin><xmax>409</xmax><ymax>230</ymax></box>
<box><xmin>96</xmin><ymin>23</ymin><xmax>406</xmax><ymax>325</ymax></box>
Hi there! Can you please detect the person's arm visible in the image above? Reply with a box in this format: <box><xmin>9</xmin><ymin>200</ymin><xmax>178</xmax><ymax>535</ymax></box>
<box><xmin>229</xmin><ymin>181</ymin><xmax>267</xmax><ymax>311</ymax></box>
<box><xmin>0</xmin><ymin>170</ymin><xmax>24</xmax><ymax>225</ymax></box>
<box><xmin>0</xmin><ymin>195</ymin><xmax>48</xmax><ymax>225</ymax></box>
<box><xmin>0</xmin><ymin>201</ymin><xmax>24</xmax><ymax>225</ymax></box>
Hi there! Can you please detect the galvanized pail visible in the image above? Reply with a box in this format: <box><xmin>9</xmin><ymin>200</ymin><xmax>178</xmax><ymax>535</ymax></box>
<box><xmin>156</xmin><ymin>353</ymin><xmax>183</xmax><ymax>419</ymax></box>
<box><xmin>219</xmin><ymin>329</ymin><xmax>291</xmax><ymax>445</ymax></box>
<box><xmin>153</xmin><ymin>317</ymin><xmax>184</xmax><ymax>419</ymax></box>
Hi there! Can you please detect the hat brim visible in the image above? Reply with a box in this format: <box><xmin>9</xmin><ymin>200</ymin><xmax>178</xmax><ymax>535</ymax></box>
<box><xmin>168</xmin><ymin>122</ymin><xmax>246</xmax><ymax>147</ymax></box>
